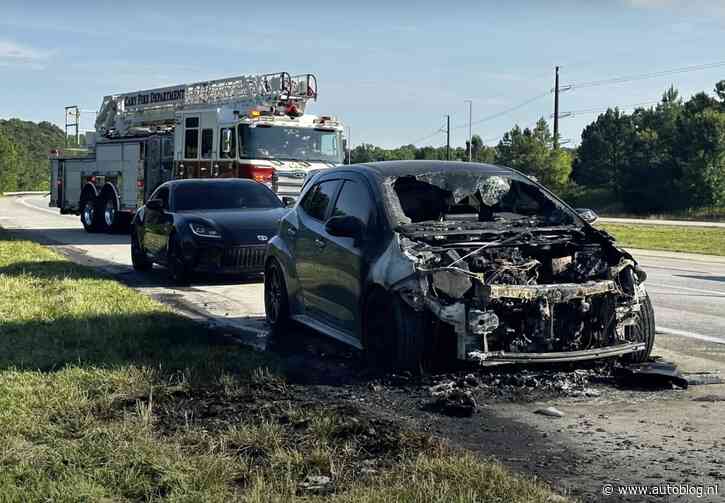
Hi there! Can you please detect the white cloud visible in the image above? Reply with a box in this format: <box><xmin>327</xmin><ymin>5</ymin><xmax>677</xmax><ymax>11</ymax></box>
<box><xmin>626</xmin><ymin>0</ymin><xmax>725</xmax><ymax>16</ymax></box>
<box><xmin>0</xmin><ymin>40</ymin><xmax>52</xmax><ymax>69</ymax></box>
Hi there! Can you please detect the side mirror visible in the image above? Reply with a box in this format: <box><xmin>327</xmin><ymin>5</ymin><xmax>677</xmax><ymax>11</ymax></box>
<box><xmin>576</xmin><ymin>208</ymin><xmax>599</xmax><ymax>224</ymax></box>
<box><xmin>325</xmin><ymin>215</ymin><xmax>364</xmax><ymax>239</ymax></box>
<box><xmin>146</xmin><ymin>198</ymin><xmax>164</xmax><ymax>211</ymax></box>
<box><xmin>282</xmin><ymin>196</ymin><xmax>296</xmax><ymax>208</ymax></box>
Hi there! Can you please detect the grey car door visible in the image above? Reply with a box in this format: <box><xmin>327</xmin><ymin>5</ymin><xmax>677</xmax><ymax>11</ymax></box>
<box><xmin>311</xmin><ymin>177</ymin><xmax>376</xmax><ymax>336</ymax></box>
<box><xmin>295</xmin><ymin>179</ymin><xmax>341</xmax><ymax>319</ymax></box>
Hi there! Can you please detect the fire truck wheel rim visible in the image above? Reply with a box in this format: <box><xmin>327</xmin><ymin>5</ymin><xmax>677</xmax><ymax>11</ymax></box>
<box><xmin>104</xmin><ymin>200</ymin><xmax>116</xmax><ymax>227</ymax></box>
<box><xmin>82</xmin><ymin>202</ymin><xmax>95</xmax><ymax>227</ymax></box>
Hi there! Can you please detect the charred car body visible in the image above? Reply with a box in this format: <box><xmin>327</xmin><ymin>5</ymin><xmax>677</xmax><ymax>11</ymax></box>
<box><xmin>265</xmin><ymin>161</ymin><xmax>654</xmax><ymax>369</ymax></box>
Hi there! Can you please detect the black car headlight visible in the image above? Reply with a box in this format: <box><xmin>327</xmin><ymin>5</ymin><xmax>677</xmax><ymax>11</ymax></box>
<box><xmin>189</xmin><ymin>223</ymin><xmax>222</xmax><ymax>239</ymax></box>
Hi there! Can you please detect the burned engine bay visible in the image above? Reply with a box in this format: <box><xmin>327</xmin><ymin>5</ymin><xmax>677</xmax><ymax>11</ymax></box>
<box><xmin>384</xmin><ymin>171</ymin><xmax>650</xmax><ymax>365</ymax></box>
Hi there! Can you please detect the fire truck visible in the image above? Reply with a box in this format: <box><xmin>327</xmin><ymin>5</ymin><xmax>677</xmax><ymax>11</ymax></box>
<box><xmin>50</xmin><ymin>72</ymin><xmax>344</xmax><ymax>233</ymax></box>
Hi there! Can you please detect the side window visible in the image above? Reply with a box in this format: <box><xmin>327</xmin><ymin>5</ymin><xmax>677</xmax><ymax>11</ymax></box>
<box><xmin>201</xmin><ymin>128</ymin><xmax>213</xmax><ymax>159</ymax></box>
<box><xmin>151</xmin><ymin>187</ymin><xmax>169</xmax><ymax>209</ymax></box>
<box><xmin>300</xmin><ymin>180</ymin><xmax>340</xmax><ymax>221</ymax></box>
<box><xmin>332</xmin><ymin>180</ymin><xmax>373</xmax><ymax>226</ymax></box>
<box><xmin>220</xmin><ymin>128</ymin><xmax>236</xmax><ymax>159</ymax></box>
<box><xmin>184</xmin><ymin>117</ymin><xmax>199</xmax><ymax>159</ymax></box>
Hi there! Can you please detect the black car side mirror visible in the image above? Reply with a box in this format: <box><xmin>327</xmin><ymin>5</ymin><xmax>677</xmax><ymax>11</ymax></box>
<box><xmin>282</xmin><ymin>196</ymin><xmax>296</xmax><ymax>208</ymax></box>
<box><xmin>146</xmin><ymin>198</ymin><xmax>164</xmax><ymax>211</ymax></box>
<box><xmin>575</xmin><ymin>208</ymin><xmax>599</xmax><ymax>224</ymax></box>
<box><xmin>325</xmin><ymin>215</ymin><xmax>363</xmax><ymax>239</ymax></box>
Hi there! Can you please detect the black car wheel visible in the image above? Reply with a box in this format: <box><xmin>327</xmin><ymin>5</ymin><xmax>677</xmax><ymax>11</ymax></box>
<box><xmin>80</xmin><ymin>196</ymin><xmax>99</xmax><ymax>232</ymax></box>
<box><xmin>131</xmin><ymin>229</ymin><xmax>152</xmax><ymax>272</ymax></box>
<box><xmin>623</xmin><ymin>292</ymin><xmax>656</xmax><ymax>363</ymax></box>
<box><xmin>363</xmin><ymin>290</ymin><xmax>428</xmax><ymax>373</ymax></box>
<box><xmin>167</xmin><ymin>235</ymin><xmax>190</xmax><ymax>285</ymax></box>
<box><xmin>265</xmin><ymin>259</ymin><xmax>290</xmax><ymax>329</ymax></box>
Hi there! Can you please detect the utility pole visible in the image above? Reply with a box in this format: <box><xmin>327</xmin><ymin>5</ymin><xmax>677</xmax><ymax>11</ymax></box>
<box><xmin>464</xmin><ymin>100</ymin><xmax>472</xmax><ymax>161</ymax></box>
<box><xmin>445</xmin><ymin>115</ymin><xmax>451</xmax><ymax>160</ymax></box>
<box><xmin>346</xmin><ymin>126</ymin><xmax>352</xmax><ymax>164</ymax></box>
<box><xmin>553</xmin><ymin>66</ymin><xmax>560</xmax><ymax>149</ymax></box>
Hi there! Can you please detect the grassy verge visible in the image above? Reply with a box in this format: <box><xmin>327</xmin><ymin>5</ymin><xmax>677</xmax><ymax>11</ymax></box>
<box><xmin>599</xmin><ymin>223</ymin><xmax>725</xmax><ymax>256</ymax></box>
<box><xmin>0</xmin><ymin>232</ymin><xmax>563</xmax><ymax>502</ymax></box>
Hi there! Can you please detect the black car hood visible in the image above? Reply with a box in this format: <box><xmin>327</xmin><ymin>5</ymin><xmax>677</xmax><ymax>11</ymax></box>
<box><xmin>179</xmin><ymin>208</ymin><xmax>286</xmax><ymax>245</ymax></box>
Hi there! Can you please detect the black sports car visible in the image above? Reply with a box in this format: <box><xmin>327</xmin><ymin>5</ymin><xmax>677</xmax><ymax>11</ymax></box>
<box><xmin>131</xmin><ymin>178</ymin><xmax>289</xmax><ymax>283</ymax></box>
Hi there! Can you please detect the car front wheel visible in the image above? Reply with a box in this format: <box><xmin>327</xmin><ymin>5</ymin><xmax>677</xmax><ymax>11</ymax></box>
<box><xmin>131</xmin><ymin>229</ymin><xmax>152</xmax><ymax>271</ymax></box>
<box><xmin>167</xmin><ymin>235</ymin><xmax>190</xmax><ymax>285</ymax></box>
<box><xmin>624</xmin><ymin>292</ymin><xmax>656</xmax><ymax>363</ymax></box>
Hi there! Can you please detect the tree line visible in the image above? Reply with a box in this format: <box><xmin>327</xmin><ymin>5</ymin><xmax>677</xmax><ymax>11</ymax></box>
<box><xmin>350</xmin><ymin>80</ymin><xmax>725</xmax><ymax>214</ymax></box>
<box><xmin>2</xmin><ymin>81</ymin><xmax>724</xmax><ymax>214</ymax></box>
<box><xmin>0</xmin><ymin>119</ymin><xmax>65</xmax><ymax>193</ymax></box>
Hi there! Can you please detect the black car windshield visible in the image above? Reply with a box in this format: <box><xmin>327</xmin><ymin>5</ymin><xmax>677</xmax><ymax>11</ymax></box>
<box><xmin>238</xmin><ymin>124</ymin><xmax>342</xmax><ymax>163</ymax></box>
<box><xmin>173</xmin><ymin>183</ymin><xmax>282</xmax><ymax>211</ymax></box>
<box><xmin>385</xmin><ymin>171</ymin><xmax>581</xmax><ymax>228</ymax></box>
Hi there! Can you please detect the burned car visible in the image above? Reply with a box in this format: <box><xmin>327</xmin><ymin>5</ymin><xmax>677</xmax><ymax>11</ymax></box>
<box><xmin>264</xmin><ymin>161</ymin><xmax>654</xmax><ymax>370</ymax></box>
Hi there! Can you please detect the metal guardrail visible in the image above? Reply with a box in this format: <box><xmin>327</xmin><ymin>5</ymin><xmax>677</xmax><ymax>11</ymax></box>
<box><xmin>1</xmin><ymin>191</ymin><xmax>49</xmax><ymax>196</ymax></box>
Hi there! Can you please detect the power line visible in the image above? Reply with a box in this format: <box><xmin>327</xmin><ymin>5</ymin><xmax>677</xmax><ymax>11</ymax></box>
<box><xmin>567</xmin><ymin>60</ymin><xmax>725</xmax><ymax>90</ymax></box>
<box><xmin>452</xmin><ymin>90</ymin><xmax>551</xmax><ymax>130</ymax></box>
<box><xmin>556</xmin><ymin>100</ymin><xmax>660</xmax><ymax>117</ymax></box>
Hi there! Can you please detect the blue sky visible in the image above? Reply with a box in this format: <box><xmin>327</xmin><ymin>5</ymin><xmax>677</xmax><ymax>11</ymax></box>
<box><xmin>1</xmin><ymin>0</ymin><xmax>724</xmax><ymax>148</ymax></box>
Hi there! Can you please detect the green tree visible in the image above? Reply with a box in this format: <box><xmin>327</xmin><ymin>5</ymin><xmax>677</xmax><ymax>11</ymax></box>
<box><xmin>0</xmin><ymin>131</ymin><xmax>20</xmax><ymax>193</ymax></box>
<box><xmin>495</xmin><ymin>118</ymin><xmax>571</xmax><ymax>190</ymax></box>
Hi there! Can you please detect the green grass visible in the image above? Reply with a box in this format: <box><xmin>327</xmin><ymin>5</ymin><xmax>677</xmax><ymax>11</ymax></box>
<box><xmin>599</xmin><ymin>223</ymin><xmax>725</xmax><ymax>256</ymax></box>
<box><xmin>0</xmin><ymin>233</ymin><xmax>564</xmax><ymax>502</ymax></box>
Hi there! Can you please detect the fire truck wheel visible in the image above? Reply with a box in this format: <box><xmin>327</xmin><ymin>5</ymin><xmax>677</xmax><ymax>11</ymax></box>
<box><xmin>99</xmin><ymin>191</ymin><xmax>119</xmax><ymax>233</ymax></box>
<box><xmin>80</xmin><ymin>195</ymin><xmax>100</xmax><ymax>233</ymax></box>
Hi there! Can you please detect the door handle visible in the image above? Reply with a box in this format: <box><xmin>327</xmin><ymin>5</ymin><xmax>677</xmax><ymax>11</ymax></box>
<box><xmin>287</xmin><ymin>226</ymin><xmax>297</xmax><ymax>237</ymax></box>
<box><xmin>314</xmin><ymin>237</ymin><xmax>326</xmax><ymax>248</ymax></box>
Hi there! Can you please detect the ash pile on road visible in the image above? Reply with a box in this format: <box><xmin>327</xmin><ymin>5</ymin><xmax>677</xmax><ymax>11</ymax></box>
<box><xmin>421</xmin><ymin>366</ymin><xmax>609</xmax><ymax>417</ymax></box>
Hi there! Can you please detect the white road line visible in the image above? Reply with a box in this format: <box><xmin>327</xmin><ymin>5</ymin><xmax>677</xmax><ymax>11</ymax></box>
<box><xmin>657</xmin><ymin>326</ymin><xmax>725</xmax><ymax>345</ymax></box>
<box><xmin>647</xmin><ymin>282</ymin><xmax>725</xmax><ymax>297</ymax></box>
<box><xmin>18</xmin><ymin>196</ymin><xmax>75</xmax><ymax>218</ymax></box>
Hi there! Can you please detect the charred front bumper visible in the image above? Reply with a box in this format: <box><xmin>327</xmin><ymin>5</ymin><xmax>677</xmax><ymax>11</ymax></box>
<box><xmin>400</xmin><ymin>274</ymin><xmax>645</xmax><ymax>365</ymax></box>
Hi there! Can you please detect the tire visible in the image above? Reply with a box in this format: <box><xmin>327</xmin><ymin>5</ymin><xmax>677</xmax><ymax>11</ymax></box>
<box><xmin>167</xmin><ymin>235</ymin><xmax>190</xmax><ymax>285</ymax></box>
<box><xmin>131</xmin><ymin>229</ymin><xmax>152</xmax><ymax>272</ymax></box>
<box><xmin>265</xmin><ymin>259</ymin><xmax>290</xmax><ymax>330</ymax></box>
<box><xmin>363</xmin><ymin>290</ymin><xmax>428</xmax><ymax>373</ymax></box>
<box><xmin>623</xmin><ymin>292</ymin><xmax>656</xmax><ymax>363</ymax></box>
<box><xmin>98</xmin><ymin>191</ymin><xmax>119</xmax><ymax>233</ymax></box>
<box><xmin>80</xmin><ymin>195</ymin><xmax>100</xmax><ymax>233</ymax></box>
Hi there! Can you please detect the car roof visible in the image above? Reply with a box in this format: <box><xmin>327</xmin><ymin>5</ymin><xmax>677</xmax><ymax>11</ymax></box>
<box><xmin>349</xmin><ymin>160</ymin><xmax>517</xmax><ymax>179</ymax></box>
<box><xmin>164</xmin><ymin>178</ymin><xmax>260</xmax><ymax>187</ymax></box>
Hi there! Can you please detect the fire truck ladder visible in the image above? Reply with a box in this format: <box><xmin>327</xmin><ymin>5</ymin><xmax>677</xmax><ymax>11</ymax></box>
<box><xmin>95</xmin><ymin>72</ymin><xmax>318</xmax><ymax>136</ymax></box>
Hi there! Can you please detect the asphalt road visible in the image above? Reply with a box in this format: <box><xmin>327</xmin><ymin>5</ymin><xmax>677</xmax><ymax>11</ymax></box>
<box><xmin>2</xmin><ymin>194</ymin><xmax>725</xmax><ymax>372</ymax></box>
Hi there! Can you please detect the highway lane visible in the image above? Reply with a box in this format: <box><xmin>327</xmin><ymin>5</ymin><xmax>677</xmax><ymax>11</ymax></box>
<box><xmin>3</xmin><ymin>194</ymin><xmax>725</xmax><ymax>370</ymax></box>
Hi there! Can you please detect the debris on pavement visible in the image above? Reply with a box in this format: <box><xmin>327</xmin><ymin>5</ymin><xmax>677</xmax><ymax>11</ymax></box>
<box><xmin>614</xmin><ymin>358</ymin><xmax>689</xmax><ymax>389</ymax></box>
<box><xmin>534</xmin><ymin>406</ymin><xmax>565</xmax><ymax>418</ymax></box>
<box><xmin>682</xmin><ymin>372</ymin><xmax>723</xmax><ymax>386</ymax></box>
<box><xmin>691</xmin><ymin>394</ymin><xmax>725</xmax><ymax>402</ymax></box>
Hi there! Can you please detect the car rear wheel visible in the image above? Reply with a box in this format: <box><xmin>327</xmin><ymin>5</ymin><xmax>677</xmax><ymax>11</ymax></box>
<box><xmin>623</xmin><ymin>292</ymin><xmax>656</xmax><ymax>363</ymax></box>
<box><xmin>363</xmin><ymin>290</ymin><xmax>429</xmax><ymax>373</ymax></box>
<box><xmin>80</xmin><ymin>196</ymin><xmax>100</xmax><ymax>232</ymax></box>
<box><xmin>265</xmin><ymin>259</ymin><xmax>290</xmax><ymax>330</ymax></box>
<box><xmin>167</xmin><ymin>235</ymin><xmax>190</xmax><ymax>285</ymax></box>
<box><xmin>131</xmin><ymin>229</ymin><xmax>152</xmax><ymax>271</ymax></box>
